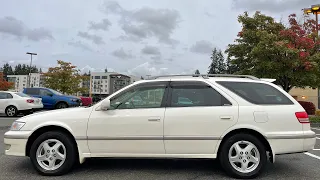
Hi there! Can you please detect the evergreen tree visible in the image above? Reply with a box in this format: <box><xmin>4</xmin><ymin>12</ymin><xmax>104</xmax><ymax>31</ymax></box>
<box><xmin>194</xmin><ymin>69</ymin><xmax>200</xmax><ymax>74</ymax></box>
<box><xmin>208</xmin><ymin>48</ymin><xmax>226</xmax><ymax>74</ymax></box>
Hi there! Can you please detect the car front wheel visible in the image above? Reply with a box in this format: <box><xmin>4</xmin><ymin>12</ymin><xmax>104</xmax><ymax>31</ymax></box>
<box><xmin>29</xmin><ymin>131</ymin><xmax>77</xmax><ymax>176</ymax></box>
<box><xmin>219</xmin><ymin>133</ymin><xmax>267</xmax><ymax>179</ymax></box>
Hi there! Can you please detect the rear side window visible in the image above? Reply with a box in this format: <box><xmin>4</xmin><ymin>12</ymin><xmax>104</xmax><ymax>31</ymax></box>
<box><xmin>216</xmin><ymin>81</ymin><xmax>294</xmax><ymax>105</ymax></box>
<box><xmin>169</xmin><ymin>81</ymin><xmax>232</xmax><ymax>107</ymax></box>
<box><xmin>25</xmin><ymin>88</ymin><xmax>39</xmax><ymax>95</ymax></box>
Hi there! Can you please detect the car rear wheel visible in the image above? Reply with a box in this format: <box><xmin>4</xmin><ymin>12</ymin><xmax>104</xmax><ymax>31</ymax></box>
<box><xmin>29</xmin><ymin>131</ymin><xmax>77</xmax><ymax>176</ymax></box>
<box><xmin>55</xmin><ymin>102</ymin><xmax>68</xmax><ymax>109</ymax></box>
<box><xmin>5</xmin><ymin>106</ymin><xmax>18</xmax><ymax>117</ymax></box>
<box><xmin>218</xmin><ymin>133</ymin><xmax>267</xmax><ymax>179</ymax></box>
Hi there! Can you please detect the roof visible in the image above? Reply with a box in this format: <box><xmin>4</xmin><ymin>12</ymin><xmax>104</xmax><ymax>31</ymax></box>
<box><xmin>143</xmin><ymin>74</ymin><xmax>276</xmax><ymax>83</ymax></box>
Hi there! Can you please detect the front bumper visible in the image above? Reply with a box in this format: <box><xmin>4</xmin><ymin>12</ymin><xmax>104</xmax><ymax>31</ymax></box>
<box><xmin>4</xmin><ymin>130</ymin><xmax>32</xmax><ymax>156</ymax></box>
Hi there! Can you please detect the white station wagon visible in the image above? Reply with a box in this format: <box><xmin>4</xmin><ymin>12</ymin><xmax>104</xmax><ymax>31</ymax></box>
<box><xmin>4</xmin><ymin>74</ymin><xmax>316</xmax><ymax>179</ymax></box>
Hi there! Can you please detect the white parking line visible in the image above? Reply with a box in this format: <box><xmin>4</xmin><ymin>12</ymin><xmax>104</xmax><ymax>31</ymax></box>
<box><xmin>317</xmin><ymin>137</ymin><xmax>320</xmax><ymax>140</ymax></box>
<box><xmin>305</xmin><ymin>152</ymin><xmax>320</xmax><ymax>160</ymax></box>
<box><xmin>313</xmin><ymin>149</ymin><xmax>320</xmax><ymax>151</ymax></box>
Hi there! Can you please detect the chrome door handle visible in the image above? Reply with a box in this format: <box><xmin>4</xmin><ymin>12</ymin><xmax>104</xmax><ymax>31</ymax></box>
<box><xmin>148</xmin><ymin>118</ymin><xmax>160</xmax><ymax>122</ymax></box>
<box><xmin>220</xmin><ymin>116</ymin><xmax>232</xmax><ymax>120</ymax></box>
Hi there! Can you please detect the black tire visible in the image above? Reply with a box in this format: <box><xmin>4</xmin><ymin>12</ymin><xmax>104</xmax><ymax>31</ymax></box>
<box><xmin>55</xmin><ymin>102</ymin><xmax>68</xmax><ymax>109</ymax></box>
<box><xmin>29</xmin><ymin>131</ymin><xmax>77</xmax><ymax>176</ymax></box>
<box><xmin>218</xmin><ymin>133</ymin><xmax>267</xmax><ymax>179</ymax></box>
<box><xmin>5</xmin><ymin>106</ymin><xmax>18</xmax><ymax>117</ymax></box>
<box><xmin>23</xmin><ymin>110</ymin><xmax>33</xmax><ymax>116</ymax></box>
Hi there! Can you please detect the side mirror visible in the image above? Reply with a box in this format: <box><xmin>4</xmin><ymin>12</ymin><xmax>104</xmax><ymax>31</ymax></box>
<box><xmin>100</xmin><ymin>99</ymin><xmax>111</xmax><ymax>111</ymax></box>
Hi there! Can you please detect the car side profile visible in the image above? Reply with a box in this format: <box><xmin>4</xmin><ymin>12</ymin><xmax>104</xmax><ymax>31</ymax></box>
<box><xmin>0</xmin><ymin>91</ymin><xmax>43</xmax><ymax>117</ymax></box>
<box><xmin>4</xmin><ymin>74</ymin><xmax>316</xmax><ymax>179</ymax></box>
<box><xmin>23</xmin><ymin>87</ymin><xmax>82</xmax><ymax>109</ymax></box>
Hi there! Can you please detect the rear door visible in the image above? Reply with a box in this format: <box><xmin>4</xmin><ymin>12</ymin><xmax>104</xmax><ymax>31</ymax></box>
<box><xmin>163</xmin><ymin>80</ymin><xmax>239</xmax><ymax>155</ymax></box>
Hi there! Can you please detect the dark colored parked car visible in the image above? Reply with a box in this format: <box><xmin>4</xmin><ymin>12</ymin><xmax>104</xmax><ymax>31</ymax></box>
<box><xmin>23</xmin><ymin>87</ymin><xmax>82</xmax><ymax>109</ymax></box>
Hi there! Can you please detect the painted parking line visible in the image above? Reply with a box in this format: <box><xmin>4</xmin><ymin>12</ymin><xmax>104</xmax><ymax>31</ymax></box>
<box><xmin>317</xmin><ymin>137</ymin><xmax>320</xmax><ymax>140</ymax></box>
<box><xmin>305</xmin><ymin>152</ymin><xmax>320</xmax><ymax>160</ymax></box>
<box><xmin>313</xmin><ymin>149</ymin><xmax>320</xmax><ymax>151</ymax></box>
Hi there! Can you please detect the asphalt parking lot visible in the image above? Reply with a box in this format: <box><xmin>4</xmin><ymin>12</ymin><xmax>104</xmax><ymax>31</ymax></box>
<box><xmin>0</xmin><ymin>119</ymin><xmax>320</xmax><ymax>180</ymax></box>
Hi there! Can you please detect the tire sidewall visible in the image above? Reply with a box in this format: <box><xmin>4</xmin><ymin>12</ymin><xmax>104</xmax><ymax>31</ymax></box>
<box><xmin>219</xmin><ymin>133</ymin><xmax>267</xmax><ymax>179</ymax></box>
<box><xmin>30</xmin><ymin>131</ymin><xmax>77</xmax><ymax>176</ymax></box>
<box><xmin>6</xmin><ymin>106</ymin><xmax>18</xmax><ymax>117</ymax></box>
<box><xmin>56</xmin><ymin>102</ymin><xmax>68</xmax><ymax>109</ymax></box>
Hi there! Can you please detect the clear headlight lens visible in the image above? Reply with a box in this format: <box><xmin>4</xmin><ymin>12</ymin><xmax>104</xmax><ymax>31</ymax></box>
<box><xmin>10</xmin><ymin>121</ymin><xmax>26</xmax><ymax>131</ymax></box>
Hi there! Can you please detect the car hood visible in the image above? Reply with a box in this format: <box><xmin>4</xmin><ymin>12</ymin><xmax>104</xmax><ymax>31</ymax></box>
<box><xmin>17</xmin><ymin>107</ymin><xmax>91</xmax><ymax>123</ymax></box>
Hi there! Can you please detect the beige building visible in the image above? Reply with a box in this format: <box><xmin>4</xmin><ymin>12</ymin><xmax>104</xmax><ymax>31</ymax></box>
<box><xmin>289</xmin><ymin>87</ymin><xmax>319</xmax><ymax>109</ymax></box>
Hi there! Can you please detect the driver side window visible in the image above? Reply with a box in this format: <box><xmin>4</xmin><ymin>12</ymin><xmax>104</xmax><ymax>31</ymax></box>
<box><xmin>109</xmin><ymin>85</ymin><xmax>166</xmax><ymax>110</ymax></box>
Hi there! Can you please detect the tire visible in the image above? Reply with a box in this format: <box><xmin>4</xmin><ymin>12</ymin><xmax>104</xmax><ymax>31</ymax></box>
<box><xmin>23</xmin><ymin>110</ymin><xmax>33</xmax><ymax>116</ymax></box>
<box><xmin>55</xmin><ymin>102</ymin><xmax>68</xmax><ymax>109</ymax></box>
<box><xmin>29</xmin><ymin>131</ymin><xmax>77</xmax><ymax>176</ymax></box>
<box><xmin>218</xmin><ymin>133</ymin><xmax>267</xmax><ymax>179</ymax></box>
<box><xmin>5</xmin><ymin>106</ymin><xmax>18</xmax><ymax>117</ymax></box>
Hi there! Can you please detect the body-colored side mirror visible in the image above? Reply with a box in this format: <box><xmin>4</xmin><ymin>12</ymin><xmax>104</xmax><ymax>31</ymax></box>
<box><xmin>101</xmin><ymin>99</ymin><xmax>111</xmax><ymax>110</ymax></box>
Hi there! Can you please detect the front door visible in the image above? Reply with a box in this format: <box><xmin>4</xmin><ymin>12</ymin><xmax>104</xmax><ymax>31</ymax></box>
<box><xmin>87</xmin><ymin>81</ymin><xmax>169</xmax><ymax>156</ymax></box>
<box><xmin>164</xmin><ymin>80</ymin><xmax>239</xmax><ymax>155</ymax></box>
<box><xmin>39</xmin><ymin>89</ymin><xmax>55</xmax><ymax>108</ymax></box>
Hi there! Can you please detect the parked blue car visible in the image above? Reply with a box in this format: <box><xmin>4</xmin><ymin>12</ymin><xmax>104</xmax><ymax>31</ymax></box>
<box><xmin>23</xmin><ymin>87</ymin><xmax>82</xmax><ymax>109</ymax></box>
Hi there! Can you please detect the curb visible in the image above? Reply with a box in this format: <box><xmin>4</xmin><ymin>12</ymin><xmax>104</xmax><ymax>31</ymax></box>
<box><xmin>311</xmin><ymin>123</ymin><xmax>320</xmax><ymax>127</ymax></box>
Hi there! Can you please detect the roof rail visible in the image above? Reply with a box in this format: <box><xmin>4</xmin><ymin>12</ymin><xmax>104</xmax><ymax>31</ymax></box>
<box><xmin>149</xmin><ymin>74</ymin><xmax>260</xmax><ymax>80</ymax></box>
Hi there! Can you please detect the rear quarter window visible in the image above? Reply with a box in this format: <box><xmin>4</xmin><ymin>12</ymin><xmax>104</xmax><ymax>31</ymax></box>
<box><xmin>216</xmin><ymin>81</ymin><xmax>294</xmax><ymax>105</ymax></box>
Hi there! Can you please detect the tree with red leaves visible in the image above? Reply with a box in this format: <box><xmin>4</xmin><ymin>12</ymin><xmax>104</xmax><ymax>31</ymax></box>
<box><xmin>0</xmin><ymin>72</ymin><xmax>14</xmax><ymax>91</ymax></box>
<box><xmin>226</xmin><ymin>11</ymin><xmax>320</xmax><ymax>92</ymax></box>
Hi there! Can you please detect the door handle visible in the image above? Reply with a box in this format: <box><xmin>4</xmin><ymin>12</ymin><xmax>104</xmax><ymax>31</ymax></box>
<box><xmin>148</xmin><ymin>118</ymin><xmax>160</xmax><ymax>122</ymax></box>
<box><xmin>220</xmin><ymin>116</ymin><xmax>232</xmax><ymax>120</ymax></box>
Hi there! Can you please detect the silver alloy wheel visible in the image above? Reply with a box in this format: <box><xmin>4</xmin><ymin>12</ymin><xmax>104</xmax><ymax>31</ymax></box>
<box><xmin>6</xmin><ymin>107</ymin><xmax>16</xmax><ymax>116</ymax></box>
<box><xmin>36</xmin><ymin>139</ymin><xmax>67</xmax><ymax>171</ymax></box>
<box><xmin>228</xmin><ymin>141</ymin><xmax>260</xmax><ymax>174</ymax></box>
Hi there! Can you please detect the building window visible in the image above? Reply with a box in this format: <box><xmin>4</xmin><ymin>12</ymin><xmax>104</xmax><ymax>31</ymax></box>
<box><xmin>102</xmin><ymin>76</ymin><xmax>108</xmax><ymax>79</ymax></box>
<box><xmin>95</xmin><ymin>76</ymin><xmax>101</xmax><ymax>79</ymax></box>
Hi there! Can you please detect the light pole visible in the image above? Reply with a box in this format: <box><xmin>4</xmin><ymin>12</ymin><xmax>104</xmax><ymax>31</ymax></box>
<box><xmin>26</xmin><ymin>52</ymin><xmax>37</xmax><ymax>88</ymax></box>
<box><xmin>303</xmin><ymin>4</ymin><xmax>320</xmax><ymax>37</ymax></box>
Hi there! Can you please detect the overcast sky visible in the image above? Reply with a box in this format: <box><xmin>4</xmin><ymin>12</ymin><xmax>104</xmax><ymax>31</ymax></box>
<box><xmin>0</xmin><ymin>0</ymin><xmax>317</xmax><ymax>77</ymax></box>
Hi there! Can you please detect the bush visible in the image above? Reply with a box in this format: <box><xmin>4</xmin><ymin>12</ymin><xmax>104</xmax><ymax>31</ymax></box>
<box><xmin>316</xmin><ymin>110</ymin><xmax>320</xmax><ymax>116</ymax></box>
<box><xmin>298</xmin><ymin>101</ymin><xmax>316</xmax><ymax>115</ymax></box>
<box><xmin>309</xmin><ymin>116</ymin><xmax>320</xmax><ymax>123</ymax></box>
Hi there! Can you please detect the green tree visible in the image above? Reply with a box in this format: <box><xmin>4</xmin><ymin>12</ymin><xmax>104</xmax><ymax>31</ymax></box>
<box><xmin>208</xmin><ymin>48</ymin><xmax>226</xmax><ymax>74</ymax></box>
<box><xmin>226</xmin><ymin>11</ymin><xmax>320</xmax><ymax>92</ymax></box>
<box><xmin>194</xmin><ymin>69</ymin><xmax>200</xmax><ymax>74</ymax></box>
<box><xmin>105</xmin><ymin>66</ymin><xmax>108</xmax><ymax>73</ymax></box>
<box><xmin>2</xmin><ymin>63</ymin><xmax>14</xmax><ymax>80</ymax></box>
<box><xmin>44</xmin><ymin>60</ymin><xmax>88</xmax><ymax>94</ymax></box>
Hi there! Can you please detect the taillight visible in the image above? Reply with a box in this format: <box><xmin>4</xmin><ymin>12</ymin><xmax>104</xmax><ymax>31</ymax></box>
<box><xmin>26</xmin><ymin>99</ymin><xmax>34</xmax><ymax>103</ymax></box>
<box><xmin>295</xmin><ymin>112</ymin><xmax>310</xmax><ymax>123</ymax></box>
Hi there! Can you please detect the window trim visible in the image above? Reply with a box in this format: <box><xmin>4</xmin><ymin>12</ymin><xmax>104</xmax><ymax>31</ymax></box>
<box><xmin>109</xmin><ymin>81</ymin><xmax>170</xmax><ymax>110</ymax></box>
<box><xmin>166</xmin><ymin>80</ymin><xmax>232</xmax><ymax>108</ymax></box>
<box><xmin>216</xmin><ymin>81</ymin><xmax>294</xmax><ymax>105</ymax></box>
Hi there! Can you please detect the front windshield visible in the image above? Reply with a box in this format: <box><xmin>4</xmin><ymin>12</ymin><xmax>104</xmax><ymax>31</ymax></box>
<box><xmin>50</xmin><ymin>89</ymin><xmax>63</xmax><ymax>95</ymax></box>
<box><xmin>15</xmin><ymin>92</ymin><xmax>30</xmax><ymax>97</ymax></box>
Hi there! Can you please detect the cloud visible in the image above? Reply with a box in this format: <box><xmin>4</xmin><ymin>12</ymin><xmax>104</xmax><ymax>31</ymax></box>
<box><xmin>0</xmin><ymin>16</ymin><xmax>54</xmax><ymax>41</ymax></box>
<box><xmin>190</xmin><ymin>40</ymin><xmax>213</xmax><ymax>54</ymax></box>
<box><xmin>111</xmin><ymin>47</ymin><xmax>134</xmax><ymax>60</ymax></box>
<box><xmin>68</xmin><ymin>41</ymin><xmax>93</xmax><ymax>51</ymax></box>
<box><xmin>141</xmin><ymin>45</ymin><xmax>161</xmax><ymax>55</ymax></box>
<box><xmin>127</xmin><ymin>62</ymin><xmax>169</xmax><ymax>76</ymax></box>
<box><xmin>104</xmin><ymin>1</ymin><xmax>181</xmax><ymax>45</ymax></box>
<box><xmin>88</xmin><ymin>19</ymin><xmax>112</xmax><ymax>31</ymax></box>
<box><xmin>204</xmin><ymin>12</ymin><xmax>215</xmax><ymax>18</ymax></box>
<box><xmin>232</xmin><ymin>0</ymin><xmax>317</xmax><ymax>13</ymax></box>
<box><xmin>78</xmin><ymin>31</ymin><xmax>105</xmax><ymax>45</ymax></box>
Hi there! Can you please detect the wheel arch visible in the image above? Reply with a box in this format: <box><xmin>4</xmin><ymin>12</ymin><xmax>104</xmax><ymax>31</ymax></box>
<box><xmin>216</xmin><ymin>128</ymin><xmax>274</xmax><ymax>163</ymax></box>
<box><xmin>25</xmin><ymin>125</ymin><xmax>80</xmax><ymax>163</ymax></box>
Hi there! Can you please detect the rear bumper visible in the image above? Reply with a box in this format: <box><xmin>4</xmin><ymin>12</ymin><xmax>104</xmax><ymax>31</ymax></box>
<box><xmin>267</xmin><ymin>131</ymin><xmax>316</xmax><ymax>155</ymax></box>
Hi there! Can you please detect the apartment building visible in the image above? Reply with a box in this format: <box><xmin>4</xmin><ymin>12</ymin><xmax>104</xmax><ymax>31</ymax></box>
<box><xmin>90</xmin><ymin>72</ymin><xmax>139</xmax><ymax>97</ymax></box>
<box><xmin>7</xmin><ymin>73</ymin><xmax>45</xmax><ymax>92</ymax></box>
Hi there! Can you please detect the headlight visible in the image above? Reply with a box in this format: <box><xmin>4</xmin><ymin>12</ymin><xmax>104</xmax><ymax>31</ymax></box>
<box><xmin>10</xmin><ymin>121</ymin><xmax>26</xmax><ymax>131</ymax></box>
